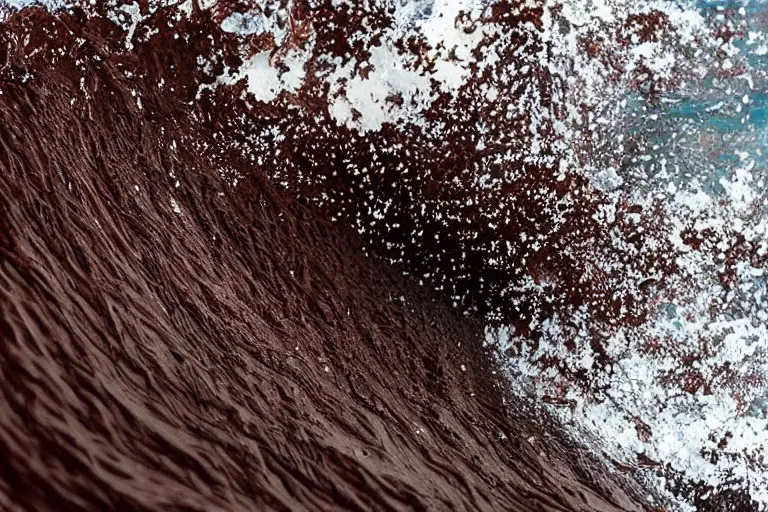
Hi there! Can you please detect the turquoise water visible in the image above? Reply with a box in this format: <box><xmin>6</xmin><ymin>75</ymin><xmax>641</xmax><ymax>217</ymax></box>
<box><xmin>620</xmin><ymin>1</ymin><xmax>768</xmax><ymax>195</ymax></box>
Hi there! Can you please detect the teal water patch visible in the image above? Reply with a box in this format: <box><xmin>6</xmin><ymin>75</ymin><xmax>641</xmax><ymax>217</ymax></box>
<box><xmin>619</xmin><ymin>0</ymin><xmax>768</xmax><ymax>188</ymax></box>
<box><xmin>662</xmin><ymin>303</ymin><xmax>684</xmax><ymax>329</ymax></box>
<box><xmin>660</xmin><ymin>92</ymin><xmax>768</xmax><ymax>130</ymax></box>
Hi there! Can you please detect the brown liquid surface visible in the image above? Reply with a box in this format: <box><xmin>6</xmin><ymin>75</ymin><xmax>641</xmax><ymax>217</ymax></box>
<box><xmin>0</xmin><ymin>6</ymin><xmax>651</xmax><ymax>511</ymax></box>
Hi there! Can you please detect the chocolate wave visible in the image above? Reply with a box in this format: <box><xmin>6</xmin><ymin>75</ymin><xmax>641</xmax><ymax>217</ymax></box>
<box><xmin>0</xmin><ymin>4</ymin><xmax>659</xmax><ymax>511</ymax></box>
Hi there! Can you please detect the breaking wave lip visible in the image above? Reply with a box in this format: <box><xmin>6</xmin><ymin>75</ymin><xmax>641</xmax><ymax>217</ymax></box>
<box><xmin>3</xmin><ymin>0</ymin><xmax>768</xmax><ymax>510</ymax></box>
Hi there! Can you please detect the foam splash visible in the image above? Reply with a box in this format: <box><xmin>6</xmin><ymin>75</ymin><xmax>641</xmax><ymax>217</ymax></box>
<box><xmin>491</xmin><ymin>1</ymin><xmax>768</xmax><ymax>509</ymax></box>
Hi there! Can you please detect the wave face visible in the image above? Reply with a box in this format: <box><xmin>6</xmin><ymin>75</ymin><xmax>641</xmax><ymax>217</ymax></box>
<box><xmin>0</xmin><ymin>5</ymin><xmax>651</xmax><ymax>512</ymax></box>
